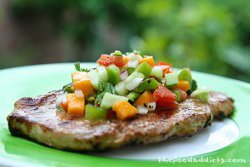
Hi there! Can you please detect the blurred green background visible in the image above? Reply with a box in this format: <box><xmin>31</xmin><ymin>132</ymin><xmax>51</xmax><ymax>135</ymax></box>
<box><xmin>0</xmin><ymin>0</ymin><xmax>249</xmax><ymax>82</ymax></box>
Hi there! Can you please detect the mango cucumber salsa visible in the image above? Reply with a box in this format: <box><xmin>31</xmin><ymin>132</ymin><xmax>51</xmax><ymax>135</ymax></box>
<box><xmin>59</xmin><ymin>50</ymin><xmax>210</xmax><ymax>121</ymax></box>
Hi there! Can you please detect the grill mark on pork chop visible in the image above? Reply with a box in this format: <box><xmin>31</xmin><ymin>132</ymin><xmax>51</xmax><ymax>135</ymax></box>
<box><xmin>7</xmin><ymin>90</ymin><xmax>233</xmax><ymax>151</ymax></box>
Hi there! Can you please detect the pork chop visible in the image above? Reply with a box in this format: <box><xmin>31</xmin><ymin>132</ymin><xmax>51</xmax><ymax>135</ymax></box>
<box><xmin>208</xmin><ymin>91</ymin><xmax>234</xmax><ymax>119</ymax></box>
<box><xmin>7</xmin><ymin>90</ymin><xmax>233</xmax><ymax>151</ymax></box>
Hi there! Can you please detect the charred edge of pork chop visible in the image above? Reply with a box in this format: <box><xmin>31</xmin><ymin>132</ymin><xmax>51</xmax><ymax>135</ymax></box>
<box><xmin>7</xmin><ymin>90</ymin><xmax>212</xmax><ymax>151</ymax></box>
<box><xmin>208</xmin><ymin>91</ymin><xmax>234</xmax><ymax>120</ymax></box>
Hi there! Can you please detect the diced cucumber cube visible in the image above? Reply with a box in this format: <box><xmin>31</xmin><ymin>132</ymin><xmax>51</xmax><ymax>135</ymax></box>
<box><xmin>127</xmin><ymin>92</ymin><xmax>141</xmax><ymax>102</ymax></box>
<box><xmin>165</xmin><ymin>73</ymin><xmax>179</xmax><ymax>87</ymax></box>
<box><xmin>128</xmin><ymin>53</ymin><xmax>140</xmax><ymax>61</ymax></box>
<box><xmin>100</xmin><ymin>92</ymin><xmax>128</xmax><ymax>110</ymax></box>
<box><xmin>178</xmin><ymin>68</ymin><xmax>192</xmax><ymax>84</ymax></box>
<box><xmin>127</xmin><ymin>60</ymin><xmax>139</xmax><ymax>68</ymax></box>
<box><xmin>87</xmin><ymin>70</ymin><xmax>99</xmax><ymax>89</ymax></box>
<box><xmin>113</xmin><ymin>50</ymin><xmax>122</xmax><ymax>56</ymax></box>
<box><xmin>85</xmin><ymin>104</ymin><xmax>107</xmax><ymax>120</ymax></box>
<box><xmin>124</xmin><ymin>71</ymin><xmax>144</xmax><ymax>84</ymax></box>
<box><xmin>127</xmin><ymin>67</ymin><xmax>135</xmax><ymax>75</ymax></box>
<box><xmin>136</xmin><ymin>78</ymin><xmax>160</xmax><ymax>92</ymax></box>
<box><xmin>173</xmin><ymin>90</ymin><xmax>181</xmax><ymax>102</ymax></box>
<box><xmin>106</xmin><ymin>65</ymin><xmax>120</xmax><ymax>84</ymax></box>
<box><xmin>191</xmin><ymin>88</ymin><xmax>209</xmax><ymax>102</ymax></box>
<box><xmin>136</xmin><ymin>62</ymin><xmax>152</xmax><ymax>78</ymax></box>
<box><xmin>115</xmin><ymin>81</ymin><xmax>129</xmax><ymax>96</ymax></box>
<box><xmin>125</xmin><ymin>77</ymin><xmax>143</xmax><ymax>91</ymax></box>
<box><xmin>124</xmin><ymin>71</ymin><xmax>144</xmax><ymax>91</ymax></box>
<box><xmin>150</xmin><ymin>66</ymin><xmax>163</xmax><ymax>80</ymax></box>
<box><xmin>97</xmin><ymin>66</ymin><xmax>108</xmax><ymax>82</ymax></box>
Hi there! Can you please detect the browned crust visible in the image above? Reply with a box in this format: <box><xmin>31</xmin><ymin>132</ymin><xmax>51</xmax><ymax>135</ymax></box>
<box><xmin>208</xmin><ymin>91</ymin><xmax>234</xmax><ymax>120</ymax></box>
<box><xmin>7</xmin><ymin>90</ymin><xmax>214</xmax><ymax>151</ymax></box>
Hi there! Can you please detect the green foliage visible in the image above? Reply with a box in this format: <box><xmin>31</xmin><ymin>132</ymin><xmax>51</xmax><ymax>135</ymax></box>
<box><xmin>134</xmin><ymin>0</ymin><xmax>250</xmax><ymax>82</ymax></box>
<box><xmin>7</xmin><ymin>0</ymin><xmax>250</xmax><ymax>82</ymax></box>
<box><xmin>136</xmin><ymin>1</ymin><xmax>234</xmax><ymax>70</ymax></box>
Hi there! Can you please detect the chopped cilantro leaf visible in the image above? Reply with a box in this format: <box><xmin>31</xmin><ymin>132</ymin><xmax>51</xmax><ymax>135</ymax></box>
<box><xmin>133</xmin><ymin>50</ymin><xmax>145</xmax><ymax>57</ymax></box>
<box><xmin>95</xmin><ymin>81</ymin><xmax>115</xmax><ymax>106</ymax></box>
<box><xmin>63</xmin><ymin>83</ymin><xmax>74</xmax><ymax>93</ymax></box>
<box><xmin>74</xmin><ymin>62</ymin><xmax>90</xmax><ymax>72</ymax></box>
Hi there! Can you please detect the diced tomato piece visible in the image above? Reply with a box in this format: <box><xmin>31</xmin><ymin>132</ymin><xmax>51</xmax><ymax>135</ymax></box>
<box><xmin>97</xmin><ymin>54</ymin><xmax>113</xmax><ymax>66</ymax></box>
<box><xmin>60</xmin><ymin>101</ymin><xmax>68</xmax><ymax>111</ymax></box>
<box><xmin>155</xmin><ymin>61</ymin><xmax>172</xmax><ymax>74</ymax></box>
<box><xmin>97</xmin><ymin>54</ymin><xmax>125</xmax><ymax>67</ymax></box>
<box><xmin>153</xmin><ymin>85</ymin><xmax>176</xmax><ymax>103</ymax></box>
<box><xmin>155</xmin><ymin>61</ymin><xmax>171</xmax><ymax>66</ymax></box>
<box><xmin>162</xmin><ymin>66</ymin><xmax>172</xmax><ymax>74</ymax></box>
<box><xmin>157</xmin><ymin>101</ymin><xmax>178</xmax><ymax>109</ymax></box>
<box><xmin>153</xmin><ymin>85</ymin><xmax>178</xmax><ymax>109</ymax></box>
<box><xmin>106</xmin><ymin>110</ymin><xmax>117</xmax><ymax>119</ymax></box>
<box><xmin>113</xmin><ymin>56</ymin><xmax>125</xmax><ymax>67</ymax></box>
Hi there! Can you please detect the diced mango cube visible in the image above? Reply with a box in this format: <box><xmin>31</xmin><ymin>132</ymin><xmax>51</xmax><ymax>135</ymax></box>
<box><xmin>71</xmin><ymin>71</ymin><xmax>95</xmax><ymax>97</ymax></box>
<box><xmin>123</xmin><ymin>56</ymin><xmax>129</xmax><ymax>65</ymax></box>
<box><xmin>112</xmin><ymin>101</ymin><xmax>138</xmax><ymax>120</ymax></box>
<box><xmin>134</xmin><ymin>91</ymin><xmax>154</xmax><ymax>106</ymax></box>
<box><xmin>174</xmin><ymin>80</ymin><xmax>190</xmax><ymax>92</ymax></box>
<box><xmin>139</xmin><ymin>56</ymin><xmax>155</xmax><ymax>67</ymax></box>
<box><xmin>66</xmin><ymin>93</ymin><xmax>85</xmax><ymax>115</ymax></box>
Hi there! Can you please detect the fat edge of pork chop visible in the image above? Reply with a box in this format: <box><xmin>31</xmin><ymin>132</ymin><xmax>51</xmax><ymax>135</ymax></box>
<box><xmin>7</xmin><ymin>90</ymin><xmax>233</xmax><ymax>151</ymax></box>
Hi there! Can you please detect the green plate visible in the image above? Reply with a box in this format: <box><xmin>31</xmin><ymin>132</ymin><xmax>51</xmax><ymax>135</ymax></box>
<box><xmin>0</xmin><ymin>63</ymin><xmax>249</xmax><ymax>167</ymax></box>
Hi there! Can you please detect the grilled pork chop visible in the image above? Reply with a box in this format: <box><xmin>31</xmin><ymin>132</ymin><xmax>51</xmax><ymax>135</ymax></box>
<box><xmin>7</xmin><ymin>90</ymin><xmax>234</xmax><ymax>151</ymax></box>
<box><xmin>208</xmin><ymin>91</ymin><xmax>234</xmax><ymax>119</ymax></box>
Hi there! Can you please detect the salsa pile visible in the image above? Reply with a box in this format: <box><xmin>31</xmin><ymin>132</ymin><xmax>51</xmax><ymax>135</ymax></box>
<box><xmin>57</xmin><ymin>50</ymin><xmax>209</xmax><ymax>120</ymax></box>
